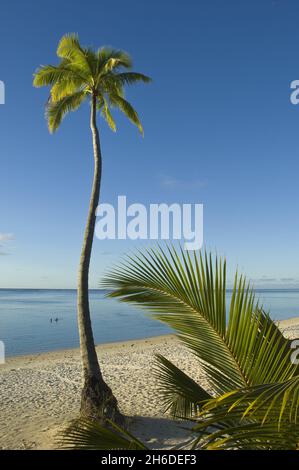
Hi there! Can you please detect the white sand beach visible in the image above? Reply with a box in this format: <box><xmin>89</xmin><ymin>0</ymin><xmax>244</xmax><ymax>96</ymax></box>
<box><xmin>1</xmin><ymin>318</ymin><xmax>299</xmax><ymax>450</ymax></box>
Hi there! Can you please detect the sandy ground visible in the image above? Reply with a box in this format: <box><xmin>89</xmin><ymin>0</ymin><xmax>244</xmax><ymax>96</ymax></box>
<box><xmin>0</xmin><ymin>317</ymin><xmax>299</xmax><ymax>450</ymax></box>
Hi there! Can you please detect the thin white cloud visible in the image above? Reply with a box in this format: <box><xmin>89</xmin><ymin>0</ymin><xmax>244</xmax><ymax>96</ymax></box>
<box><xmin>0</xmin><ymin>233</ymin><xmax>14</xmax><ymax>241</ymax></box>
<box><xmin>255</xmin><ymin>276</ymin><xmax>277</xmax><ymax>283</ymax></box>
<box><xmin>0</xmin><ymin>233</ymin><xmax>14</xmax><ymax>255</ymax></box>
<box><xmin>160</xmin><ymin>175</ymin><xmax>207</xmax><ymax>190</ymax></box>
<box><xmin>251</xmin><ymin>276</ymin><xmax>299</xmax><ymax>288</ymax></box>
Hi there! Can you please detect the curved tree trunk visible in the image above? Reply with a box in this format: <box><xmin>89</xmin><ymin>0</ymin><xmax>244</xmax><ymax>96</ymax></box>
<box><xmin>77</xmin><ymin>94</ymin><xmax>123</xmax><ymax>424</ymax></box>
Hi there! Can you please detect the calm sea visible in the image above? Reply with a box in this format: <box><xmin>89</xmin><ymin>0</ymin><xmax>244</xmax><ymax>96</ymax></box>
<box><xmin>0</xmin><ymin>289</ymin><xmax>299</xmax><ymax>357</ymax></box>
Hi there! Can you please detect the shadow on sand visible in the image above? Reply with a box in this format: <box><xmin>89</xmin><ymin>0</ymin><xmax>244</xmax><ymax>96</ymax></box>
<box><xmin>130</xmin><ymin>416</ymin><xmax>194</xmax><ymax>449</ymax></box>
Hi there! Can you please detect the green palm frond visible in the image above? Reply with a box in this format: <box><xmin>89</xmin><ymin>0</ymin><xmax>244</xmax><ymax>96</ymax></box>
<box><xmin>114</xmin><ymin>72</ymin><xmax>152</xmax><ymax>86</ymax></box>
<box><xmin>57</xmin><ymin>34</ymin><xmax>96</xmax><ymax>76</ymax></box>
<box><xmin>102</xmin><ymin>245</ymin><xmax>297</xmax><ymax>414</ymax></box>
<box><xmin>101</xmin><ymin>99</ymin><xmax>117</xmax><ymax>132</ymax></box>
<box><xmin>46</xmin><ymin>91</ymin><xmax>86</xmax><ymax>133</ymax></box>
<box><xmin>100</xmin><ymin>74</ymin><xmax>125</xmax><ymax>98</ymax></box>
<box><xmin>97</xmin><ymin>48</ymin><xmax>132</xmax><ymax>74</ymax></box>
<box><xmin>33</xmin><ymin>64</ymin><xmax>84</xmax><ymax>88</ymax></box>
<box><xmin>195</xmin><ymin>421</ymin><xmax>299</xmax><ymax>450</ymax></box>
<box><xmin>154</xmin><ymin>354</ymin><xmax>211</xmax><ymax>417</ymax></box>
<box><xmin>57</xmin><ymin>33</ymin><xmax>82</xmax><ymax>59</ymax></box>
<box><xmin>101</xmin><ymin>58</ymin><xmax>127</xmax><ymax>76</ymax></box>
<box><xmin>191</xmin><ymin>375</ymin><xmax>299</xmax><ymax>449</ymax></box>
<box><xmin>109</xmin><ymin>94</ymin><xmax>144</xmax><ymax>135</ymax></box>
<box><xmin>50</xmin><ymin>76</ymin><xmax>87</xmax><ymax>102</ymax></box>
<box><xmin>58</xmin><ymin>419</ymin><xmax>148</xmax><ymax>450</ymax></box>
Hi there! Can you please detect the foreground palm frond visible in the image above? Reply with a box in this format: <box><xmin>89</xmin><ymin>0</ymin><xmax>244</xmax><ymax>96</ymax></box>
<box><xmin>58</xmin><ymin>419</ymin><xmax>148</xmax><ymax>450</ymax></box>
<box><xmin>195</xmin><ymin>421</ymin><xmax>299</xmax><ymax>450</ymax></box>
<box><xmin>191</xmin><ymin>375</ymin><xmax>299</xmax><ymax>449</ymax></box>
<box><xmin>102</xmin><ymin>245</ymin><xmax>297</xmax><ymax>416</ymax></box>
<box><xmin>153</xmin><ymin>354</ymin><xmax>211</xmax><ymax>417</ymax></box>
<box><xmin>59</xmin><ymin>246</ymin><xmax>299</xmax><ymax>450</ymax></box>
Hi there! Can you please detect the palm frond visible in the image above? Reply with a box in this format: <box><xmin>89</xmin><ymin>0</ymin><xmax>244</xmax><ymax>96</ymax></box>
<box><xmin>109</xmin><ymin>94</ymin><xmax>144</xmax><ymax>135</ymax></box>
<box><xmin>200</xmin><ymin>375</ymin><xmax>299</xmax><ymax>427</ymax></box>
<box><xmin>57</xmin><ymin>34</ymin><xmax>96</xmax><ymax>75</ymax></box>
<box><xmin>33</xmin><ymin>64</ymin><xmax>83</xmax><ymax>88</ymax></box>
<box><xmin>103</xmin><ymin>246</ymin><xmax>244</xmax><ymax>395</ymax></box>
<box><xmin>46</xmin><ymin>91</ymin><xmax>86</xmax><ymax>133</ymax></box>
<box><xmin>101</xmin><ymin>58</ymin><xmax>128</xmax><ymax>75</ymax></box>
<box><xmin>101</xmin><ymin>99</ymin><xmax>116</xmax><ymax>132</ymax></box>
<box><xmin>102</xmin><ymin>245</ymin><xmax>297</xmax><ymax>404</ymax></box>
<box><xmin>114</xmin><ymin>72</ymin><xmax>152</xmax><ymax>86</ymax></box>
<box><xmin>97</xmin><ymin>48</ymin><xmax>132</xmax><ymax>75</ymax></box>
<box><xmin>57</xmin><ymin>33</ymin><xmax>82</xmax><ymax>59</ymax></box>
<box><xmin>50</xmin><ymin>77</ymin><xmax>88</xmax><ymax>102</ymax></box>
<box><xmin>154</xmin><ymin>354</ymin><xmax>211</xmax><ymax>417</ymax></box>
<box><xmin>58</xmin><ymin>419</ymin><xmax>148</xmax><ymax>450</ymax></box>
<box><xmin>195</xmin><ymin>421</ymin><xmax>299</xmax><ymax>450</ymax></box>
<box><xmin>191</xmin><ymin>376</ymin><xmax>299</xmax><ymax>449</ymax></box>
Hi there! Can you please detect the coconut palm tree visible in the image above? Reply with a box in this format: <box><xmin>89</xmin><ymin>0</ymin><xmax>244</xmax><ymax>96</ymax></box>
<box><xmin>33</xmin><ymin>34</ymin><xmax>151</xmax><ymax>422</ymax></box>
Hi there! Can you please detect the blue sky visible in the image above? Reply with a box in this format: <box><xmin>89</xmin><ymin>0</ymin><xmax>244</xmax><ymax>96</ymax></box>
<box><xmin>0</xmin><ymin>0</ymin><xmax>299</xmax><ymax>288</ymax></box>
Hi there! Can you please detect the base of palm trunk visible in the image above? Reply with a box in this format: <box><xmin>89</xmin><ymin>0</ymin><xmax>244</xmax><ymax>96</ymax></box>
<box><xmin>80</xmin><ymin>374</ymin><xmax>124</xmax><ymax>425</ymax></box>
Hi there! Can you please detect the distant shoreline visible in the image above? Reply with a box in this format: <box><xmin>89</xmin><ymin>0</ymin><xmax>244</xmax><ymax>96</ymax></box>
<box><xmin>3</xmin><ymin>333</ymin><xmax>174</xmax><ymax>361</ymax></box>
<box><xmin>3</xmin><ymin>315</ymin><xmax>299</xmax><ymax>361</ymax></box>
<box><xmin>1</xmin><ymin>334</ymin><xmax>175</xmax><ymax>364</ymax></box>
<box><xmin>278</xmin><ymin>316</ymin><xmax>299</xmax><ymax>328</ymax></box>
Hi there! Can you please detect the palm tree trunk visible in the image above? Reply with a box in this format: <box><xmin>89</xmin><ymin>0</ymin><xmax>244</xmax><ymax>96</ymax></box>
<box><xmin>77</xmin><ymin>94</ymin><xmax>123</xmax><ymax>423</ymax></box>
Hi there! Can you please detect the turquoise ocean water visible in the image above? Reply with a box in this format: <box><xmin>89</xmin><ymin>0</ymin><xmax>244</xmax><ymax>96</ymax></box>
<box><xmin>0</xmin><ymin>289</ymin><xmax>298</xmax><ymax>357</ymax></box>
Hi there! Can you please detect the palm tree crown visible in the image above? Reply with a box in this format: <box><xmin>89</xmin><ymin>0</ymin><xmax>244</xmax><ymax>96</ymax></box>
<box><xmin>33</xmin><ymin>33</ymin><xmax>151</xmax><ymax>133</ymax></box>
